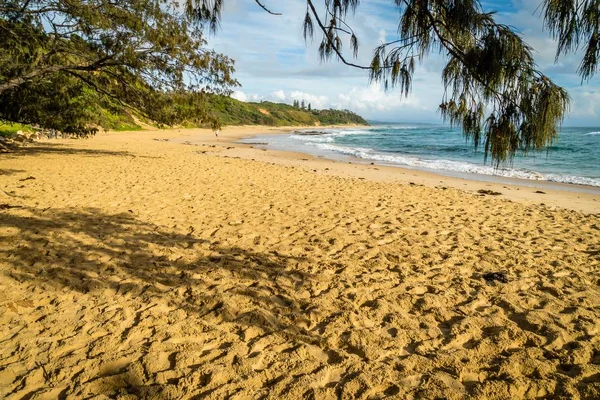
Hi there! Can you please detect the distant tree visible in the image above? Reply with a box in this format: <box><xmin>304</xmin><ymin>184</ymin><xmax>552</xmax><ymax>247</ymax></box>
<box><xmin>308</xmin><ymin>103</ymin><xmax>312</xmax><ymax>112</ymax></box>
<box><xmin>293</xmin><ymin>99</ymin><xmax>300</xmax><ymax>108</ymax></box>
<box><xmin>0</xmin><ymin>0</ymin><xmax>237</xmax><ymax>133</ymax></box>
<box><xmin>191</xmin><ymin>0</ymin><xmax>583</xmax><ymax>166</ymax></box>
<box><xmin>301</xmin><ymin>100</ymin><xmax>306</xmax><ymax>110</ymax></box>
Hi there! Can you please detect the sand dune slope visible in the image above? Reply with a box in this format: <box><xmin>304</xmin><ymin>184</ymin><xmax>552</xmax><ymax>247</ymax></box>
<box><xmin>0</xmin><ymin>132</ymin><xmax>599</xmax><ymax>399</ymax></box>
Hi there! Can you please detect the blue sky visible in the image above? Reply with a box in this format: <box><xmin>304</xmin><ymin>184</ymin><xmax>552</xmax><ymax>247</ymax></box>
<box><xmin>206</xmin><ymin>0</ymin><xmax>600</xmax><ymax>126</ymax></box>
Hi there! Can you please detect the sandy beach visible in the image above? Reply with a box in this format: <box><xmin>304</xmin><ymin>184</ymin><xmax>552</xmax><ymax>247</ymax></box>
<box><xmin>1</xmin><ymin>126</ymin><xmax>599</xmax><ymax>399</ymax></box>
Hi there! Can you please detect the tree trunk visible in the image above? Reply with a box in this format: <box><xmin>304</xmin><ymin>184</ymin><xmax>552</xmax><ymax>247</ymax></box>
<box><xmin>0</xmin><ymin>65</ymin><xmax>65</xmax><ymax>94</ymax></box>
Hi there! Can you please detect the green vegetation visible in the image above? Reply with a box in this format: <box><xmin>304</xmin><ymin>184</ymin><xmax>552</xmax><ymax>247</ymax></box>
<box><xmin>0</xmin><ymin>122</ymin><xmax>30</xmax><ymax>138</ymax></box>
<box><xmin>207</xmin><ymin>97</ymin><xmax>367</xmax><ymax>127</ymax></box>
<box><xmin>0</xmin><ymin>93</ymin><xmax>367</xmax><ymax>135</ymax></box>
<box><xmin>0</xmin><ymin>0</ymin><xmax>236</xmax><ymax>136</ymax></box>
<box><xmin>96</xmin><ymin>111</ymin><xmax>141</xmax><ymax>132</ymax></box>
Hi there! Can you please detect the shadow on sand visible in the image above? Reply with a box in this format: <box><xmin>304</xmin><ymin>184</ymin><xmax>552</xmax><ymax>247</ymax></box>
<box><xmin>2</xmin><ymin>207</ymin><xmax>597</xmax><ymax>398</ymax></box>
<box><xmin>0</xmin><ymin>168</ymin><xmax>26</xmax><ymax>176</ymax></box>
<box><xmin>0</xmin><ymin>207</ymin><xmax>316</xmax><ymax>342</ymax></box>
<box><xmin>1</xmin><ymin>142</ymin><xmax>136</xmax><ymax>158</ymax></box>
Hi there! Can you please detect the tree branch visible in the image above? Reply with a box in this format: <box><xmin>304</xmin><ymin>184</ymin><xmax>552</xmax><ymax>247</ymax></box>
<box><xmin>254</xmin><ymin>0</ymin><xmax>281</xmax><ymax>16</ymax></box>
<box><xmin>0</xmin><ymin>65</ymin><xmax>65</xmax><ymax>94</ymax></box>
<box><xmin>306</xmin><ymin>0</ymin><xmax>371</xmax><ymax>70</ymax></box>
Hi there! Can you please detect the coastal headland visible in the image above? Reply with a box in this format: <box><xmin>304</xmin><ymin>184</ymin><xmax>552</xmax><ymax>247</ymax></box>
<box><xmin>1</xmin><ymin>126</ymin><xmax>599</xmax><ymax>399</ymax></box>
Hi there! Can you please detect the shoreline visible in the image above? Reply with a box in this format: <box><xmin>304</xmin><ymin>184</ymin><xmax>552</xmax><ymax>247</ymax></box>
<box><xmin>242</xmin><ymin>126</ymin><xmax>600</xmax><ymax>193</ymax></box>
<box><xmin>167</xmin><ymin>125</ymin><xmax>599</xmax><ymax>215</ymax></box>
<box><xmin>244</xmin><ymin>135</ymin><xmax>600</xmax><ymax>195</ymax></box>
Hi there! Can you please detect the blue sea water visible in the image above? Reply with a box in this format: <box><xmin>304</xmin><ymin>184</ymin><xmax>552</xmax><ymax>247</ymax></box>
<box><xmin>243</xmin><ymin>123</ymin><xmax>600</xmax><ymax>188</ymax></box>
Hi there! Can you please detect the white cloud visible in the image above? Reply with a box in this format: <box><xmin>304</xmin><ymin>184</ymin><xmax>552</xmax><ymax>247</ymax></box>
<box><xmin>230</xmin><ymin>82</ymin><xmax>444</xmax><ymax>123</ymax></box>
<box><xmin>271</xmin><ymin>90</ymin><xmax>286</xmax><ymax>101</ymax></box>
<box><xmin>229</xmin><ymin>90</ymin><xmax>262</xmax><ymax>103</ymax></box>
<box><xmin>230</xmin><ymin>90</ymin><xmax>247</xmax><ymax>102</ymax></box>
<box><xmin>287</xmin><ymin>91</ymin><xmax>329</xmax><ymax>109</ymax></box>
<box><xmin>378</xmin><ymin>29</ymin><xmax>387</xmax><ymax>44</ymax></box>
<box><xmin>334</xmin><ymin>84</ymin><xmax>419</xmax><ymax>111</ymax></box>
<box><xmin>230</xmin><ymin>89</ymin><xmax>328</xmax><ymax>109</ymax></box>
<box><xmin>209</xmin><ymin>0</ymin><xmax>600</xmax><ymax>125</ymax></box>
<box><xmin>569</xmin><ymin>89</ymin><xmax>600</xmax><ymax>122</ymax></box>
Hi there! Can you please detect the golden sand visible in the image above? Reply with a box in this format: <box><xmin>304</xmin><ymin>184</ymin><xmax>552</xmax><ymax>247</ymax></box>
<box><xmin>0</xmin><ymin>127</ymin><xmax>599</xmax><ymax>399</ymax></box>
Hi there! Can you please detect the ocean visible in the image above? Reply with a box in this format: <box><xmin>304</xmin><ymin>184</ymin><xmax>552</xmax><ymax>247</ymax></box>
<box><xmin>242</xmin><ymin>123</ymin><xmax>600</xmax><ymax>188</ymax></box>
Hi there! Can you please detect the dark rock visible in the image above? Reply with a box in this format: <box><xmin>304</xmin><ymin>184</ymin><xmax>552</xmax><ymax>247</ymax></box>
<box><xmin>483</xmin><ymin>272</ymin><xmax>509</xmax><ymax>283</ymax></box>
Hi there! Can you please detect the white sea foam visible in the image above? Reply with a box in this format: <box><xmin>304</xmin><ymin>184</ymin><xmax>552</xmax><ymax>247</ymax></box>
<box><xmin>290</xmin><ymin>134</ymin><xmax>334</xmax><ymax>143</ymax></box>
<box><xmin>388</xmin><ymin>126</ymin><xmax>421</xmax><ymax>130</ymax></box>
<box><xmin>255</xmin><ymin>127</ymin><xmax>600</xmax><ymax>188</ymax></box>
<box><xmin>314</xmin><ymin>143</ymin><xmax>600</xmax><ymax>187</ymax></box>
<box><xmin>291</xmin><ymin>129</ymin><xmax>371</xmax><ymax>143</ymax></box>
<box><xmin>293</xmin><ymin>126</ymin><xmax>423</xmax><ymax>138</ymax></box>
<box><xmin>585</xmin><ymin>131</ymin><xmax>600</xmax><ymax>135</ymax></box>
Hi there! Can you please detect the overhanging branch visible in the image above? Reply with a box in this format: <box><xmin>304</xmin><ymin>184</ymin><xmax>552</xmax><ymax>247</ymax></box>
<box><xmin>254</xmin><ymin>0</ymin><xmax>281</xmax><ymax>16</ymax></box>
<box><xmin>306</xmin><ymin>0</ymin><xmax>371</xmax><ymax>70</ymax></box>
